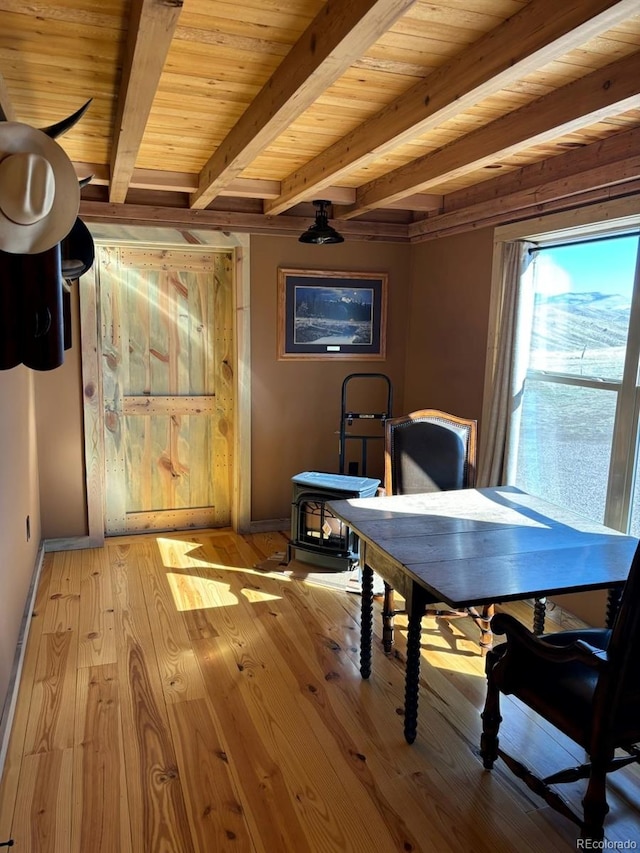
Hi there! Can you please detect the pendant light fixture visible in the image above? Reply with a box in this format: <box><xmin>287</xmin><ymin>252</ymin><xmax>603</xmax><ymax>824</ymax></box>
<box><xmin>298</xmin><ymin>199</ymin><xmax>344</xmax><ymax>244</ymax></box>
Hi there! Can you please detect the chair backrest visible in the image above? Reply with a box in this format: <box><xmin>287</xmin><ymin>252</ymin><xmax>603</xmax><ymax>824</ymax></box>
<box><xmin>592</xmin><ymin>537</ymin><xmax>640</xmax><ymax>745</ymax></box>
<box><xmin>384</xmin><ymin>409</ymin><xmax>477</xmax><ymax>496</ymax></box>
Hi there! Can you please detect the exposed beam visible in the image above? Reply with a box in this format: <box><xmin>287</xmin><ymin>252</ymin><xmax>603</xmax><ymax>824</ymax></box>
<box><xmin>409</xmin><ymin>131</ymin><xmax>640</xmax><ymax>241</ymax></box>
<box><xmin>77</xmin><ymin>164</ymin><xmax>359</xmax><ymax>204</ymax></box>
<box><xmin>410</xmin><ymin>179</ymin><xmax>640</xmax><ymax>243</ymax></box>
<box><xmin>128</xmin><ymin>170</ymin><xmax>284</xmax><ymax>198</ymax></box>
<box><xmin>385</xmin><ymin>194</ymin><xmax>443</xmax><ymax>212</ymax></box>
<box><xmin>339</xmin><ymin>51</ymin><xmax>640</xmax><ymax>217</ymax></box>
<box><xmin>189</xmin><ymin>0</ymin><xmax>418</xmax><ymax>210</ymax></box>
<box><xmin>0</xmin><ymin>72</ymin><xmax>16</xmax><ymax>122</ymax></box>
<box><xmin>79</xmin><ymin>201</ymin><xmax>410</xmax><ymax>242</ymax></box>
<box><xmin>266</xmin><ymin>0</ymin><xmax>639</xmax><ymax>216</ymax></box>
<box><xmin>109</xmin><ymin>0</ymin><xmax>183</xmax><ymax>204</ymax></box>
<box><xmin>444</xmin><ymin>125</ymin><xmax>640</xmax><ymax>215</ymax></box>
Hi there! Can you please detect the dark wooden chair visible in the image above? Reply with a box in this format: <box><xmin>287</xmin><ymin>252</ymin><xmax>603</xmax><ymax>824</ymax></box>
<box><xmin>480</xmin><ymin>538</ymin><xmax>640</xmax><ymax>841</ymax></box>
<box><xmin>380</xmin><ymin>409</ymin><xmax>494</xmax><ymax>653</ymax></box>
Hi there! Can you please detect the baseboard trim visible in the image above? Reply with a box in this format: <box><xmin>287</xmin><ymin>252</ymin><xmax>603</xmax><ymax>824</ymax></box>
<box><xmin>0</xmin><ymin>541</ymin><xmax>46</xmax><ymax>781</ymax></box>
<box><xmin>45</xmin><ymin>525</ymin><xmax>290</xmax><ymax>544</ymax></box>
<box><xmin>249</xmin><ymin>518</ymin><xmax>289</xmax><ymax>534</ymax></box>
<box><xmin>44</xmin><ymin>535</ymin><xmax>103</xmax><ymax>552</ymax></box>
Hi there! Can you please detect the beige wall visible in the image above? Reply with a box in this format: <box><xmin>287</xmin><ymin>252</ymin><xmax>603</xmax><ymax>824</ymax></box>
<box><xmin>35</xmin><ymin>286</ymin><xmax>87</xmax><ymax>539</ymax></box>
<box><xmin>404</xmin><ymin>228</ymin><xmax>494</xmax><ymax>426</ymax></box>
<box><xmin>0</xmin><ymin>366</ymin><xmax>41</xmax><ymax>719</ymax></box>
<box><xmin>250</xmin><ymin>235</ymin><xmax>411</xmax><ymax>521</ymax></box>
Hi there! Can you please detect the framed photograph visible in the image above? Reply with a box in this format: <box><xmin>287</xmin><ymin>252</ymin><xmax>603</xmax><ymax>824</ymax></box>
<box><xmin>277</xmin><ymin>268</ymin><xmax>388</xmax><ymax>360</ymax></box>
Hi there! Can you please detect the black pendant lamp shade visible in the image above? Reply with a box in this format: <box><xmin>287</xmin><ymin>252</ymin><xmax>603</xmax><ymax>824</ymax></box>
<box><xmin>299</xmin><ymin>200</ymin><xmax>344</xmax><ymax>244</ymax></box>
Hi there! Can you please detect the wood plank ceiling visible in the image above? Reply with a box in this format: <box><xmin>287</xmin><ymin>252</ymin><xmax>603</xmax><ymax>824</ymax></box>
<box><xmin>1</xmin><ymin>0</ymin><xmax>639</xmax><ymax>243</ymax></box>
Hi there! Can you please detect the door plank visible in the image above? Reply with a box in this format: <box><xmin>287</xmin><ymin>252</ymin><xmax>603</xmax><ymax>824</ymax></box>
<box><xmin>188</xmin><ymin>269</ymin><xmax>208</xmax><ymax>395</ymax></box>
<box><xmin>149</xmin><ymin>270</ymin><xmax>170</xmax><ymax>394</ymax></box>
<box><xmin>125</xmin><ymin>508</ymin><xmax>216</xmax><ymax>532</ymax></box>
<box><xmin>151</xmin><ymin>414</ymin><xmax>172</xmax><ymax>514</ymax></box>
<box><xmin>79</xmin><ymin>268</ymin><xmax>106</xmax><ymax>545</ymax></box>
<box><xmin>119</xmin><ymin>249</ymin><xmax>220</xmax><ymax>271</ymax></box>
<box><xmin>189</xmin><ymin>414</ymin><xmax>214</xmax><ymax>509</ymax></box>
<box><xmin>127</xmin><ymin>268</ymin><xmax>150</xmax><ymax>396</ymax></box>
<box><xmin>173</xmin><ymin>413</ymin><xmax>192</xmax><ymax>511</ymax></box>
<box><xmin>213</xmin><ymin>254</ymin><xmax>234</xmax><ymax>526</ymax></box>
<box><xmin>125</xmin><ymin>412</ymin><xmax>148</xmax><ymax>514</ymax></box>
<box><xmin>123</xmin><ymin>396</ymin><xmax>216</xmax><ymax>415</ymax></box>
<box><xmin>102</xmin><ymin>250</ymin><xmax>128</xmax><ymax>533</ymax></box>
<box><xmin>173</xmin><ymin>270</ymin><xmax>190</xmax><ymax>396</ymax></box>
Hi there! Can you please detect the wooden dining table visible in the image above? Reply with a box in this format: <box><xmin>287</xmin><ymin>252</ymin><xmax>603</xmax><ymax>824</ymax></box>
<box><xmin>327</xmin><ymin>486</ymin><xmax>638</xmax><ymax>744</ymax></box>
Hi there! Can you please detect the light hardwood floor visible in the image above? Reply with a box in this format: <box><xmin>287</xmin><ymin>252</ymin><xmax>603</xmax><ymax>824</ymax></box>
<box><xmin>0</xmin><ymin>529</ymin><xmax>638</xmax><ymax>852</ymax></box>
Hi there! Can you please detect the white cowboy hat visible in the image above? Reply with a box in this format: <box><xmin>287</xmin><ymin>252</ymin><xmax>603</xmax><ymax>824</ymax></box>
<box><xmin>0</xmin><ymin>122</ymin><xmax>80</xmax><ymax>255</ymax></box>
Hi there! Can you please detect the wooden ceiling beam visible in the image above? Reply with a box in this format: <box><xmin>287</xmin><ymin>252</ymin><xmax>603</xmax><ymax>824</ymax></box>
<box><xmin>409</xmin><ymin>178</ymin><xmax>640</xmax><ymax>243</ymax></box>
<box><xmin>385</xmin><ymin>194</ymin><xmax>443</xmax><ymax>212</ymax></box>
<box><xmin>338</xmin><ymin>51</ymin><xmax>640</xmax><ymax>218</ymax></box>
<box><xmin>79</xmin><ymin>200</ymin><xmax>410</xmax><ymax>241</ymax></box>
<box><xmin>444</xmin><ymin>125</ymin><xmax>640</xmax><ymax>215</ymax></box>
<box><xmin>108</xmin><ymin>0</ymin><xmax>183</xmax><ymax>204</ymax></box>
<box><xmin>409</xmin><ymin>129</ymin><xmax>640</xmax><ymax>241</ymax></box>
<box><xmin>189</xmin><ymin>0</ymin><xmax>418</xmax><ymax>211</ymax></box>
<box><xmin>77</xmin><ymin>164</ymin><xmax>359</xmax><ymax>204</ymax></box>
<box><xmin>266</xmin><ymin>0</ymin><xmax>640</xmax><ymax>216</ymax></box>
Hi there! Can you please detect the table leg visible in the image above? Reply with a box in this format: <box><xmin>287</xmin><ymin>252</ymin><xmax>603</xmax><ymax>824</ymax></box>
<box><xmin>360</xmin><ymin>563</ymin><xmax>374</xmax><ymax>680</ymax></box>
<box><xmin>382</xmin><ymin>582</ymin><xmax>395</xmax><ymax>654</ymax></box>
<box><xmin>533</xmin><ymin>596</ymin><xmax>547</xmax><ymax>635</ymax></box>
<box><xmin>479</xmin><ymin>603</ymin><xmax>494</xmax><ymax>654</ymax></box>
<box><xmin>606</xmin><ymin>587</ymin><xmax>622</xmax><ymax>628</ymax></box>
<box><xmin>403</xmin><ymin>590</ymin><xmax>423</xmax><ymax>745</ymax></box>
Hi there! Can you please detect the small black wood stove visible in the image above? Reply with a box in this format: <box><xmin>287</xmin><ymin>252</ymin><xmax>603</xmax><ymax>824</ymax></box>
<box><xmin>287</xmin><ymin>471</ymin><xmax>380</xmax><ymax>571</ymax></box>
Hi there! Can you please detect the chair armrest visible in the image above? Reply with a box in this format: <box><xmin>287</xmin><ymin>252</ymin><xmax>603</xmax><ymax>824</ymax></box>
<box><xmin>492</xmin><ymin>613</ymin><xmax>608</xmax><ymax>670</ymax></box>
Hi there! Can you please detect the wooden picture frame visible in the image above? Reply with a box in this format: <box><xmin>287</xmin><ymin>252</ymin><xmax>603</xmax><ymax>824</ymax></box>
<box><xmin>277</xmin><ymin>268</ymin><xmax>388</xmax><ymax>360</ymax></box>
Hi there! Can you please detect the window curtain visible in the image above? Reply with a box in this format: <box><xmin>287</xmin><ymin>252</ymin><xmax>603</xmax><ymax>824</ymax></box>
<box><xmin>477</xmin><ymin>240</ymin><xmax>536</xmax><ymax>486</ymax></box>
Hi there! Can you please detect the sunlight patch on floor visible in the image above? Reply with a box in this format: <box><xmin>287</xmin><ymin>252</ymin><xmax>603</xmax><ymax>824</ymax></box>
<box><xmin>167</xmin><ymin>571</ymin><xmax>239</xmax><ymax>611</ymax></box>
<box><xmin>166</xmin><ymin>571</ymin><xmax>284</xmax><ymax>611</ymax></box>
<box><xmin>156</xmin><ymin>536</ymin><xmax>291</xmax><ymax>579</ymax></box>
<box><xmin>240</xmin><ymin>588</ymin><xmax>282</xmax><ymax>604</ymax></box>
<box><xmin>392</xmin><ymin>618</ymin><xmax>485</xmax><ymax>677</ymax></box>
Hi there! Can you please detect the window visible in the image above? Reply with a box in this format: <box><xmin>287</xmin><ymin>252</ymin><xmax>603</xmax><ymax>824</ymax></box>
<box><xmin>510</xmin><ymin>232</ymin><xmax>640</xmax><ymax>533</ymax></box>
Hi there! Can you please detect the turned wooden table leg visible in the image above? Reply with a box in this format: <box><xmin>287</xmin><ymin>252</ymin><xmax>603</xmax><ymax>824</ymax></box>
<box><xmin>403</xmin><ymin>589</ymin><xmax>423</xmax><ymax>744</ymax></box>
<box><xmin>606</xmin><ymin>586</ymin><xmax>622</xmax><ymax>628</ymax></box>
<box><xmin>533</xmin><ymin>596</ymin><xmax>547</xmax><ymax>635</ymax></box>
<box><xmin>479</xmin><ymin>603</ymin><xmax>494</xmax><ymax>655</ymax></box>
<box><xmin>382</xmin><ymin>582</ymin><xmax>395</xmax><ymax>654</ymax></box>
<box><xmin>360</xmin><ymin>563</ymin><xmax>374</xmax><ymax>680</ymax></box>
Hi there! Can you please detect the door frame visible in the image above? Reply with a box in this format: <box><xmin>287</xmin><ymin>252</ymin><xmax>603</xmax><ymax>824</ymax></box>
<box><xmin>79</xmin><ymin>227</ymin><xmax>251</xmax><ymax>545</ymax></box>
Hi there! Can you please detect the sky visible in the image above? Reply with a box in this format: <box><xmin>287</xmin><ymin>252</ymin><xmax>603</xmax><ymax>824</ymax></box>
<box><xmin>533</xmin><ymin>233</ymin><xmax>639</xmax><ymax>296</ymax></box>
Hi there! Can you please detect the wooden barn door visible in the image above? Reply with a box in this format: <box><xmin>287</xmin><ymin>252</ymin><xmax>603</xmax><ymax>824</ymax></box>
<box><xmin>97</xmin><ymin>246</ymin><xmax>234</xmax><ymax>535</ymax></box>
